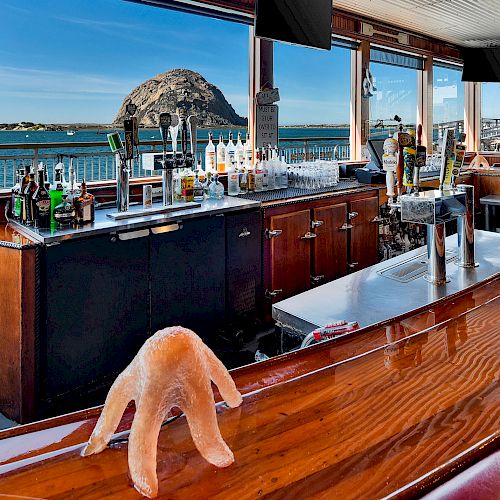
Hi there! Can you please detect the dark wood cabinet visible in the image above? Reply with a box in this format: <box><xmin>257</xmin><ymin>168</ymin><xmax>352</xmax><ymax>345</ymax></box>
<box><xmin>42</xmin><ymin>233</ymin><xmax>150</xmax><ymax>415</ymax></box>
<box><xmin>150</xmin><ymin>216</ymin><xmax>225</xmax><ymax>340</ymax></box>
<box><xmin>312</xmin><ymin>203</ymin><xmax>348</xmax><ymax>283</ymax></box>
<box><xmin>263</xmin><ymin>189</ymin><xmax>380</xmax><ymax>316</ymax></box>
<box><xmin>350</xmin><ymin>196</ymin><xmax>379</xmax><ymax>272</ymax></box>
<box><xmin>225</xmin><ymin>210</ymin><xmax>262</xmax><ymax>324</ymax></box>
<box><xmin>269</xmin><ymin>210</ymin><xmax>311</xmax><ymax>301</ymax></box>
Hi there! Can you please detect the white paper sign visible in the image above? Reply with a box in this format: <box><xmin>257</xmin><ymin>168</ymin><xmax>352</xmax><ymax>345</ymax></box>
<box><xmin>256</xmin><ymin>105</ymin><xmax>278</xmax><ymax>148</ymax></box>
<box><xmin>256</xmin><ymin>88</ymin><xmax>280</xmax><ymax>105</ymax></box>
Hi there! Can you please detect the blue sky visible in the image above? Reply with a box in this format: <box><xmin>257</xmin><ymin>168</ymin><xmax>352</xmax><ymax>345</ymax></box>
<box><xmin>0</xmin><ymin>0</ymin><xmax>498</xmax><ymax>125</ymax></box>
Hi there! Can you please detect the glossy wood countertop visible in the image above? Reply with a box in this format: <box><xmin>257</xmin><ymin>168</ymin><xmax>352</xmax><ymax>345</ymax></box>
<box><xmin>0</xmin><ymin>277</ymin><xmax>499</xmax><ymax>498</ymax></box>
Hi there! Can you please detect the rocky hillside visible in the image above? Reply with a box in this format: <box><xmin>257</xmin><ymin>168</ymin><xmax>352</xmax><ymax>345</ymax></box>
<box><xmin>114</xmin><ymin>69</ymin><xmax>247</xmax><ymax>127</ymax></box>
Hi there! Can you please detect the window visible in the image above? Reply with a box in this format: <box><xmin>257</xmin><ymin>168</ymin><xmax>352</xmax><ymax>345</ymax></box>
<box><xmin>369</xmin><ymin>63</ymin><xmax>418</xmax><ymax>139</ymax></box>
<box><xmin>433</xmin><ymin>63</ymin><xmax>464</xmax><ymax>148</ymax></box>
<box><xmin>273</xmin><ymin>43</ymin><xmax>352</xmax><ymax>160</ymax></box>
<box><xmin>481</xmin><ymin>83</ymin><xmax>500</xmax><ymax>151</ymax></box>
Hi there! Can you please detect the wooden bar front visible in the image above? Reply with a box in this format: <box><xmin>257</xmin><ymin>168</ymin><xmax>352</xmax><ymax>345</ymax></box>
<box><xmin>0</xmin><ymin>276</ymin><xmax>498</xmax><ymax>498</ymax></box>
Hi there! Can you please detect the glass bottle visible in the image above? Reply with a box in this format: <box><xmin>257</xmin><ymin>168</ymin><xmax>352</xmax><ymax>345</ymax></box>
<box><xmin>216</xmin><ymin>134</ymin><xmax>226</xmax><ymax>173</ymax></box>
<box><xmin>227</xmin><ymin>159</ymin><xmax>240</xmax><ymax>196</ymax></box>
<box><xmin>20</xmin><ymin>164</ymin><xmax>31</xmax><ymax>223</ymax></box>
<box><xmin>32</xmin><ymin>168</ymin><xmax>51</xmax><ymax>229</ymax></box>
<box><xmin>181</xmin><ymin>162</ymin><xmax>195</xmax><ymax>202</ymax></box>
<box><xmin>205</xmin><ymin>132</ymin><xmax>216</xmax><ymax>175</ymax></box>
<box><xmin>193</xmin><ymin>173</ymin><xmax>205</xmax><ymax>202</ymax></box>
<box><xmin>54</xmin><ymin>194</ymin><xmax>76</xmax><ymax>226</ymax></box>
<box><xmin>23</xmin><ymin>171</ymin><xmax>38</xmax><ymax>226</ymax></box>
<box><xmin>254</xmin><ymin>149</ymin><xmax>264</xmax><ymax>192</ymax></box>
<box><xmin>50</xmin><ymin>163</ymin><xmax>65</xmax><ymax>224</ymax></box>
<box><xmin>235</xmin><ymin>132</ymin><xmax>244</xmax><ymax>168</ymax></box>
<box><xmin>239</xmin><ymin>164</ymin><xmax>248</xmax><ymax>195</ymax></box>
<box><xmin>266</xmin><ymin>147</ymin><xmax>275</xmax><ymax>190</ymax></box>
<box><xmin>225</xmin><ymin>131</ymin><xmax>236</xmax><ymax>173</ymax></box>
<box><xmin>74</xmin><ymin>180</ymin><xmax>95</xmax><ymax>224</ymax></box>
<box><xmin>209</xmin><ymin>174</ymin><xmax>224</xmax><ymax>200</ymax></box>
<box><xmin>11</xmin><ymin>170</ymin><xmax>21</xmax><ymax>220</ymax></box>
<box><xmin>197</xmin><ymin>153</ymin><xmax>205</xmax><ymax>183</ymax></box>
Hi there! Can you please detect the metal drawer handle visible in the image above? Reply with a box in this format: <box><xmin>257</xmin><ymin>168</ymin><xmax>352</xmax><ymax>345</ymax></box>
<box><xmin>348</xmin><ymin>211</ymin><xmax>359</xmax><ymax>220</ymax></box>
<box><xmin>239</xmin><ymin>227</ymin><xmax>251</xmax><ymax>238</ymax></box>
<box><xmin>151</xmin><ymin>223</ymin><xmax>182</xmax><ymax>234</ymax></box>
<box><xmin>265</xmin><ymin>289</ymin><xmax>283</xmax><ymax>299</ymax></box>
<box><xmin>301</xmin><ymin>231</ymin><xmax>317</xmax><ymax>240</ymax></box>
<box><xmin>339</xmin><ymin>223</ymin><xmax>353</xmax><ymax>231</ymax></box>
<box><xmin>371</xmin><ymin>215</ymin><xmax>384</xmax><ymax>223</ymax></box>
<box><xmin>311</xmin><ymin>220</ymin><xmax>324</xmax><ymax>229</ymax></box>
<box><xmin>266</xmin><ymin>229</ymin><xmax>283</xmax><ymax>239</ymax></box>
<box><xmin>118</xmin><ymin>229</ymin><xmax>150</xmax><ymax>240</ymax></box>
<box><xmin>311</xmin><ymin>275</ymin><xmax>325</xmax><ymax>283</ymax></box>
<box><xmin>348</xmin><ymin>262</ymin><xmax>359</xmax><ymax>269</ymax></box>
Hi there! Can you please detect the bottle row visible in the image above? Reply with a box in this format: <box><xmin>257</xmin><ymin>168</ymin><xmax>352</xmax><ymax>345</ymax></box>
<box><xmin>10</xmin><ymin>161</ymin><xmax>95</xmax><ymax>229</ymax></box>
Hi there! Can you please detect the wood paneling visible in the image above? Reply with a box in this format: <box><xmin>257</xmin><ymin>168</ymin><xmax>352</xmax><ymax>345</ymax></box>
<box><xmin>0</xmin><ymin>278</ymin><xmax>498</xmax><ymax>499</ymax></box>
<box><xmin>0</xmin><ymin>246</ymin><xmax>36</xmax><ymax>422</ymax></box>
<box><xmin>269</xmin><ymin>209</ymin><xmax>311</xmax><ymax>301</ymax></box>
<box><xmin>350</xmin><ymin>195</ymin><xmax>379</xmax><ymax>270</ymax></box>
<box><xmin>312</xmin><ymin>203</ymin><xmax>348</xmax><ymax>283</ymax></box>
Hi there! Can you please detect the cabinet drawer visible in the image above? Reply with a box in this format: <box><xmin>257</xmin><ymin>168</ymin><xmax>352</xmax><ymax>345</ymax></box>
<box><xmin>350</xmin><ymin>196</ymin><xmax>379</xmax><ymax>271</ymax></box>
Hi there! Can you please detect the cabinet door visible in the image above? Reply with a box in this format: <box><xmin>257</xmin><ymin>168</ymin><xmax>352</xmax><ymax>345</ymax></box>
<box><xmin>312</xmin><ymin>203</ymin><xmax>348</xmax><ymax>283</ymax></box>
<box><xmin>226</xmin><ymin>210</ymin><xmax>262</xmax><ymax>324</ymax></box>
<box><xmin>150</xmin><ymin>215</ymin><xmax>225</xmax><ymax>340</ymax></box>
<box><xmin>350</xmin><ymin>196</ymin><xmax>379</xmax><ymax>271</ymax></box>
<box><xmin>43</xmin><ymin>233</ymin><xmax>149</xmax><ymax>403</ymax></box>
<box><xmin>269</xmin><ymin>209</ymin><xmax>311</xmax><ymax>301</ymax></box>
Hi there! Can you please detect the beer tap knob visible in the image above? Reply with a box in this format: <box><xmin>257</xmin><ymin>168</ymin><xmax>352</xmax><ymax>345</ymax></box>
<box><xmin>159</xmin><ymin>112</ymin><xmax>172</xmax><ymax>154</ymax></box>
<box><xmin>169</xmin><ymin>114</ymin><xmax>180</xmax><ymax>156</ymax></box>
<box><xmin>187</xmin><ymin>115</ymin><xmax>198</xmax><ymax>157</ymax></box>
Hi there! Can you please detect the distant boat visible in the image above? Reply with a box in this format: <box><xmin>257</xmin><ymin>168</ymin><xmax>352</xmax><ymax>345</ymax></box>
<box><xmin>67</xmin><ymin>130</ymin><xmax>76</xmax><ymax>136</ymax></box>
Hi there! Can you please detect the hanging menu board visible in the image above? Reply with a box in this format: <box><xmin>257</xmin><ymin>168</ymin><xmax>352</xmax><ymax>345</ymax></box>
<box><xmin>256</xmin><ymin>105</ymin><xmax>278</xmax><ymax>148</ymax></box>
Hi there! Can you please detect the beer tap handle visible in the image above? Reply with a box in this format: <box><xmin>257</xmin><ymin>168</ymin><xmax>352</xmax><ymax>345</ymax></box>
<box><xmin>159</xmin><ymin>113</ymin><xmax>172</xmax><ymax>152</ymax></box>
<box><xmin>187</xmin><ymin>115</ymin><xmax>198</xmax><ymax>156</ymax></box>
<box><xmin>396</xmin><ymin>145</ymin><xmax>404</xmax><ymax>197</ymax></box>
<box><xmin>181</xmin><ymin>117</ymin><xmax>189</xmax><ymax>157</ymax></box>
<box><xmin>169</xmin><ymin>114</ymin><xmax>180</xmax><ymax>154</ymax></box>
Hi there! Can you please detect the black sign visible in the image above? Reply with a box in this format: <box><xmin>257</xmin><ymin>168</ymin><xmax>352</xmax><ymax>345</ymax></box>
<box><xmin>126</xmin><ymin>102</ymin><xmax>137</xmax><ymax>117</ymax></box>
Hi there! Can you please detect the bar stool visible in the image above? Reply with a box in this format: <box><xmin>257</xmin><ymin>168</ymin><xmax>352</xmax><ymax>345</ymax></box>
<box><xmin>480</xmin><ymin>194</ymin><xmax>500</xmax><ymax>231</ymax></box>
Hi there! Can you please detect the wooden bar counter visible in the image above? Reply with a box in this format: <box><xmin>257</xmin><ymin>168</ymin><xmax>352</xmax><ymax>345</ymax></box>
<box><xmin>0</xmin><ymin>275</ymin><xmax>498</xmax><ymax>498</ymax></box>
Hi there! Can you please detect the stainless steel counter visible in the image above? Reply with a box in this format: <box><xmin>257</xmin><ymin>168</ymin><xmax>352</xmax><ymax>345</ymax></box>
<box><xmin>273</xmin><ymin>230</ymin><xmax>500</xmax><ymax>336</ymax></box>
<box><xmin>10</xmin><ymin>196</ymin><xmax>261</xmax><ymax>244</ymax></box>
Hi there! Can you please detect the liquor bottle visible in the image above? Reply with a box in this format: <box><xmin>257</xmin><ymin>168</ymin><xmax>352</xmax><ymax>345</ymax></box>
<box><xmin>197</xmin><ymin>153</ymin><xmax>205</xmax><ymax>183</ymax></box>
<box><xmin>205</xmin><ymin>132</ymin><xmax>216</xmax><ymax>175</ymax></box>
<box><xmin>227</xmin><ymin>160</ymin><xmax>240</xmax><ymax>196</ymax></box>
<box><xmin>74</xmin><ymin>180</ymin><xmax>95</xmax><ymax>224</ymax></box>
<box><xmin>20</xmin><ymin>164</ymin><xmax>31</xmax><ymax>223</ymax></box>
<box><xmin>42</xmin><ymin>163</ymin><xmax>50</xmax><ymax>190</ymax></box>
<box><xmin>193</xmin><ymin>173</ymin><xmax>205</xmax><ymax>202</ymax></box>
<box><xmin>216</xmin><ymin>134</ymin><xmax>226</xmax><ymax>173</ymax></box>
<box><xmin>11</xmin><ymin>170</ymin><xmax>22</xmax><ymax>220</ymax></box>
<box><xmin>50</xmin><ymin>163</ymin><xmax>65</xmax><ymax>223</ymax></box>
<box><xmin>235</xmin><ymin>132</ymin><xmax>244</xmax><ymax>168</ymax></box>
<box><xmin>261</xmin><ymin>147</ymin><xmax>270</xmax><ymax>191</ymax></box>
<box><xmin>181</xmin><ymin>163</ymin><xmax>195</xmax><ymax>202</ymax></box>
<box><xmin>32</xmin><ymin>168</ymin><xmax>51</xmax><ymax>228</ymax></box>
<box><xmin>239</xmin><ymin>164</ymin><xmax>248</xmax><ymax>194</ymax></box>
<box><xmin>243</xmin><ymin>133</ymin><xmax>253</xmax><ymax>166</ymax></box>
<box><xmin>53</xmin><ymin>195</ymin><xmax>76</xmax><ymax>226</ymax></box>
<box><xmin>266</xmin><ymin>147</ymin><xmax>275</xmax><ymax>190</ymax></box>
<box><xmin>209</xmin><ymin>175</ymin><xmax>224</xmax><ymax>200</ymax></box>
<box><xmin>225</xmin><ymin>132</ymin><xmax>236</xmax><ymax>173</ymax></box>
<box><xmin>23</xmin><ymin>171</ymin><xmax>38</xmax><ymax>226</ymax></box>
<box><xmin>254</xmin><ymin>149</ymin><xmax>264</xmax><ymax>192</ymax></box>
<box><xmin>173</xmin><ymin>168</ymin><xmax>182</xmax><ymax>202</ymax></box>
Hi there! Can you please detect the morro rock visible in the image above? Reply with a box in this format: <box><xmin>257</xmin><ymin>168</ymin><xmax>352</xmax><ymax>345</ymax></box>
<box><xmin>114</xmin><ymin>69</ymin><xmax>247</xmax><ymax>127</ymax></box>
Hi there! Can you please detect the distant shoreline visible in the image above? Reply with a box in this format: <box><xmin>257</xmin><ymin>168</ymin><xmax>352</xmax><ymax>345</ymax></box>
<box><xmin>0</xmin><ymin>122</ymin><xmax>350</xmax><ymax>132</ymax></box>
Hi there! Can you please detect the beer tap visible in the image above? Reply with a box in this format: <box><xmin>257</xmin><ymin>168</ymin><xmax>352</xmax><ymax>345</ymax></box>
<box><xmin>169</xmin><ymin>114</ymin><xmax>180</xmax><ymax>156</ymax></box>
<box><xmin>187</xmin><ymin>115</ymin><xmax>198</xmax><ymax>158</ymax></box>
<box><xmin>159</xmin><ymin>112</ymin><xmax>176</xmax><ymax>206</ymax></box>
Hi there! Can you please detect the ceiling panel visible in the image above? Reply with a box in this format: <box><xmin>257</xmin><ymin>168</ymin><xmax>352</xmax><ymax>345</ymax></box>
<box><xmin>335</xmin><ymin>0</ymin><xmax>500</xmax><ymax>47</ymax></box>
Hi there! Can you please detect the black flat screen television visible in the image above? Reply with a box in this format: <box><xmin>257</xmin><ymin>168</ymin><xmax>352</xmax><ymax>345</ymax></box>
<box><xmin>255</xmin><ymin>0</ymin><xmax>333</xmax><ymax>51</ymax></box>
<box><xmin>462</xmin><ymin>48</ymin><xmax>500</xmax><ymax>83</ymax></box>
<box><xmin>367</xmin><ymin>139</ymin><xmax>386</xmax><ymax>170</ymax></box>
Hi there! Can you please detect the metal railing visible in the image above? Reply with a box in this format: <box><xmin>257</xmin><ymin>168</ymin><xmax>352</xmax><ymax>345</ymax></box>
<box><xmin>0</xmin><ymin>136</ymin><xmax>350</xmax><ymax>189</ymax></box>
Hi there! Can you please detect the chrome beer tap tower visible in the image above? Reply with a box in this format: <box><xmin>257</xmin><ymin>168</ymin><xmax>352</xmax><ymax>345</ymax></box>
<box><xmin>388</xmin><ymin>127</ymin><xmax>476</xmax><ymax>285</ymax></box>
<box><xmin>107</xmin><ymin>108</ymin><xmax>200</xmax><ymax>220</ymax></box>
